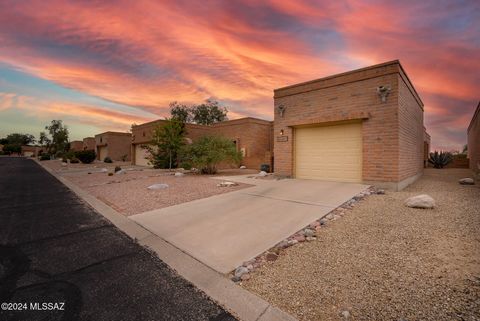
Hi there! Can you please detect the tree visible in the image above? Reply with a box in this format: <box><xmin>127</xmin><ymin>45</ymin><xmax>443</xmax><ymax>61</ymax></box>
<box><xmin>145</xmin><ymin>119</ymin><xmax>186</xmax><ymax>169</ymax></box>
<box><xmin>42</xmin><ymin>120</ymin><xmax>69</xmax><ymax>156</ymax></box>
<box><xmin>4</xmin><ymin>133</ymin><xmax>35</xmax><ymax>145</ymax></box>
<box><xmin>170</xmin><ymin>101</ymin><xmax>192</xmax><ymax>123</ymax></box>
<box><xmin>181</xmin><ymin>135</ymin><xmax>242</xmax><ymax>174</ymax></box>
<box><xmin>2</xmin><ymin>144</ymin><xmax>22</xmax><ymax>154</ymax></box>
<box><xmin>191</xmin><ymin>99</ymin><xmax>228</xmax><ymax>125</ymax></box>
<box><xmin>462</xmin><ymin>144</ymin><xmax>468</xmax><ymax>154</ymax></box>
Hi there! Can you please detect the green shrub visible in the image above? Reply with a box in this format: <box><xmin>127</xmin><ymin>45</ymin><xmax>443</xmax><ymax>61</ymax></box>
<box><xmin>181</xmin><ymin>136</ymin><xmax>242</xmax><ymax>174</ymax></box>
<box><xmin>75</xmin><ymin>150</ymin><xmax>96</xmax><ymax>164</ymax></box>
<box><xmin>55</xmin><ymin>151</ymin><xmax>65</xmax><ymax>159</ymax></box>
<box><xmin>104</xmin><ymin>156</ymin><xmax>113</xmax><ymax>163</ymax></box>
<box><xmin>114</xmin><ymin>166</ymin><xmax>122</xmax><ymax>173</ymax></box>
<box><xmin>428</xmin><ymin>151</ymin><xmax>452</xmax><ymax>169</ymax></box>
<box><xmin>178</xmin><ymin>161</ymin><xmax>192</xmax><ymax>170</ymax></box>
<box><xmin>39</xmin><ymin>154</ymin><xmax>50</xmax><ymax>161</ymax></box>
<box><xmin>65</xmin><ymin>150</ymin><xmax>76</xmax><ymax>160</ymax></box>
<box><xmin>70</xmin><ymin>158</ymin><xmax>80</xmax><ymax>163</ymax></box>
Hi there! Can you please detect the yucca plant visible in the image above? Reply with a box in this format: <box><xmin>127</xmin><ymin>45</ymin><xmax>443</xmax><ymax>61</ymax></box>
<box><xmin>428</xmin><ymin>151</ymin><xmax>452</xmax><ymax>169</ymax></box>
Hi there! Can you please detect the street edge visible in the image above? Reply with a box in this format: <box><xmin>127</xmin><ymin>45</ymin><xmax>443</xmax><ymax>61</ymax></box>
<box><xmin>35</xmin><ymin>160</ymin><xmax>298</xmax><ymax>321</ymax></box>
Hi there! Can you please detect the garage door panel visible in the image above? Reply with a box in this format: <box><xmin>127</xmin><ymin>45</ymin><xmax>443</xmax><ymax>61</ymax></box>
<box><xmin>135</xmin><ymin>144</ymin><xmax>152</xmax><ymax>167</ymax></box>
<box><xmin>295</xmin><ymin>123</ymin><xmax>362</xmax><ymax>182</ymax></box>
<box><xmin>98</xmin><ymin>146</ymin><xmax>107</xmax><ymax>161</ymax></box>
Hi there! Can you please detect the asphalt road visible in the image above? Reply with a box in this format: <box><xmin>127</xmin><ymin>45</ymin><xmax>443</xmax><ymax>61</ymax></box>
<box><xmin>0</xmin><ymin>157</ymin><xmax>237</xmax><ymax>321</ymax></box>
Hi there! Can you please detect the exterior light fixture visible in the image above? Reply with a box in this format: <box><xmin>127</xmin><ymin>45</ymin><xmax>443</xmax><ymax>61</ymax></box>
<box><xmin>280</xmin><ymin>129</ymin><xmax>284</xmax><ymax>136</ymax></box>
<box><xmin>376</xmin><ymin>86</ymin><xmax>391</xmax><ymax>103</ymax></box>
<box><xmin>277</xmin><ymin>104</ymin><xmax>286</xmax><ymax>117</ymax></box>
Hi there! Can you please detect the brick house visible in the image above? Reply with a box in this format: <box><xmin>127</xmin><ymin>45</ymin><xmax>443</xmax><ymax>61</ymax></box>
<box><xmin>82</xmin><ymin>137</ymin><xmax>96</xmax><ymax>151</ymax></box>
<box><xmin>273</xmin><ymin>60</ymin><xmax>428</xmax><ymax>190</ymax></box>
<box><xmin>94</xmin><ymin>132</ymin><xmax>132</xmax><ymax>161</ymax></box>
<box><xmin>69</xmin><ymin>140</ymin><xmax>84</xmax><ymax>152</ymax></box>
<box><xmin>467</xmin><ymin>102</ymin><xmax>480</xmax><ymax>175</ymax></box>
<box><xmin>131</xmin><ymin>118</ymin><xmax>273</xmax><ymax>170</ymax></box>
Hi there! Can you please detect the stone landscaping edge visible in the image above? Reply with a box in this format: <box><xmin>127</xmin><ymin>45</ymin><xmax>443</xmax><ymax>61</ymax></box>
<box><xmin>35</xmin><ymin>159</ymin><xmax>298</xmax><ymax>321</ymax></box>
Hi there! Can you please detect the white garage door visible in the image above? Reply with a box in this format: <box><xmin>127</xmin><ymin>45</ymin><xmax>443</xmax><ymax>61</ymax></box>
<box><xmin>98</xmin><ymin>146</ymin><xmax>108</xmax><ymax>161</ymax></box>
<box><xmin>295</xmin><ymin>122</ymin><xmax>362</xmax><ymax>183</ymax></box>
<box><xmin>135</xmin><ymin>144</ymin><xmax>152</xmax><ymax>166</ymax></box>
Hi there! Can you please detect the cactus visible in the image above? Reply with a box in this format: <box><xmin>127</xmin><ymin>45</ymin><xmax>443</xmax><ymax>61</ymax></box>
<box><xmin>428</xmin><ymin>151</ymin><xmax>452</xmax><ymax>169</ymax></box>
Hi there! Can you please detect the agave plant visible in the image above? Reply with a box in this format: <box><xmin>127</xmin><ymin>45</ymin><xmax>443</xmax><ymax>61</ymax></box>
<box><xmin>428</xmin><ymin>151</ymin><xmax>452</xmax><ymax>169</ymax></box>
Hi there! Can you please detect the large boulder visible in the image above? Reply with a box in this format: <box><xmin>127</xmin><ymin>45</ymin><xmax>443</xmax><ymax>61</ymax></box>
<box><xmin>459</xmin><ymin>178</ymin><xmax>475</xmax><ymax>185</ymax></box>
<box><xmin>404</xmin><ymin>194</ymin><xmax>435</xmax><ymax>209</ymax></box>
<box><xmin>217</xmin><ymin>181</ymin><xmax>238</xmax><ymax>187</ymax></box>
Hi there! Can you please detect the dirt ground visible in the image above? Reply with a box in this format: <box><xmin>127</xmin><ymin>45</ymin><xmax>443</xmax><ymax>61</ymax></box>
<box><xmin>242</xmin><ymin>169</ymin><xmax>480</xmax><ymax>321</ymax></box>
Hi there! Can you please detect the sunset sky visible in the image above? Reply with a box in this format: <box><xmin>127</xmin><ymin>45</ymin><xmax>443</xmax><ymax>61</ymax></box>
<box><xmin>0</xmin><ymin>0</ymin><xmax>478</xmax><ymax>150</ymax></box>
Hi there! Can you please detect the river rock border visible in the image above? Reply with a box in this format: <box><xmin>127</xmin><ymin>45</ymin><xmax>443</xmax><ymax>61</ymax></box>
<box><xmin>231</xmin><ymin>186</ymin><xmax>384</xmax><ymax>282</ymax></box>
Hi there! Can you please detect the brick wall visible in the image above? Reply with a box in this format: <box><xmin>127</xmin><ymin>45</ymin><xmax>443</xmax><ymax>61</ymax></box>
<box><xmin>82</xmin><ymin>137</ymin><xmax>95</xmax><ymax>151</ymax></box>
<box><xmin>95</xmin><ymin>132</ymin><xmax>132</xmax><ymax>161</ymax></box>
<box><xmin>468</xmin><ymin>103</ymin><xmax>480</xmax><ymax>174</ymax></box>
<box><xmin>273</xmin><ymin>60</ymin><xmax>425</xmax><ymax>189</ymax></box>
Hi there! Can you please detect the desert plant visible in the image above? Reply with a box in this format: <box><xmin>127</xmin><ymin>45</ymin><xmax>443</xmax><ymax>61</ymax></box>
<box><xmin>145</xmin><ymin>119</ymin><xmax>186</xmax><ymax>169</ymax></box>
<box><xmin>428</xmin><ymin>151</ymin><xmax>452</xmax><ymax>169</ymax></box>
<box><xmin>178</xmin><ymin>161</ymin><xmax>192</xmax><ymax>170</ymax></box>
<box><xmin>181</xmin><ymin>135</ymin><xmax>242</xmax><ymax>174</ymax></box>
<box><xmin>121</xmin><ymin>154</ymin><xmax>128</xmax><ymax>162</ymax></box>
<box><xmin>70</xmin><ymin>158</ymin><xmax>80</xmax><ymax>164</ymax></box>
<box><xmin>75</xmin><ymin>150</ymin><xmax>96</xmax><ymax>164</ymax></box>
<box><xmin>114</xmin><ymin>166</ymin><xmax>122</xmax><ymax>173</ymax></box>
<box><xmin>65</xmin><ymin>150</ymin><xmax>76</xmax><ymax>160</ymax></box>
<box><xmin>39</xmin><ymin>154</ymin><xmax>50</xmax><ymax>161</ymax></box>
<box><xmin>104</xmin><ymin>156</ymin><xmax>113</xmax><ymax>163</ymax></box>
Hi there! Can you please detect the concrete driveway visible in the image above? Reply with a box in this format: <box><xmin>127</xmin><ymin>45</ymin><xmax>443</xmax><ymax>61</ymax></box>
<box><xmin>131</xmin><ymin>176</ymin><xmax>369</xmax><ymax>273</ymax></box>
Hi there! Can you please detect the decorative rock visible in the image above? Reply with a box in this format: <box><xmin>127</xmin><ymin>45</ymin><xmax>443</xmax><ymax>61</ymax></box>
<box><xmin>404</xmin><ymin>194</ymin><xmax>435</xmax><ymax>209</ymax></box>
<box><xmin>287</xmin><ymin>239</ymin><xmax>298</xmax><ymax>246</ymax></box>
<box><xmin>265</xmin><ymin>252</ymin><xmax>278</xmax><ymax>261</ymax></box>
<box><xmin>61</xmin><ymin>162</ymin><xmax>67</xmax><ymax>167</ymax></box>
<box><xmin>319</xmin><ymin>218</ymin><xmax>327</xmax><ymax>226</ymax></box>
<box><xmin>115</xmin><ymin>169</ymin><xmax>126</xmax><ymax>175</ymax></box>
<box><xmin>174</xmin><ymin>172</ymin><xmax>185</xmax><ymax>177</ymax></box>
<box><xmin>294</xmin><ymin>235</ymin><xmax>306</xmax><ymax>242</ymax></box>
<box><xmin>231</xmin><ymin>276</ymin><xmax>241</xmax><ymax>282</ymax></box>
<box><xmin>240</xmin><ymin>165</ymin><xmax>247</xmax><ymax>169</ymax></box>
<box><xmin>376</xmin><ymin>189</ymin><xmax>385</xmax><ymax>195</ymax></box>
<box><xmin>304</xmin><ymin>228</ymin><xmax>315</xmax><ymax>237</ymax></box>
<box><xmin>326</xmin><ymin>213</ymin><xmax>334</xmax><ymax>220</ymax></box>
<box><xmin>341</xmin><ymin>310</ymin><xmax>350</xmax><ymax>319</ymax></box>
<box><xmin>246</xmin><ymin>264</ymin><xmax>254</xmax><ymax>271</ymax></box>
<box><xmin>147</xmin><ymin>183</ymin><xmax>169</xmax><ymax>190</ymax></box>
<box><xmin>234</xmin><ymin>266</ymin><xmax>249</xmax><ymax>278</ymax></box>
<box><xmin>332</xmin><ymin>214</ymin><xmax>341</xmax><ymax>220</ymax></box>
<box><xmin>258</xmin><ymin>171</ymin><xmax>268</xmax><ymax>177</ymax></box>
<box><xmin>306</xmin><ymin>236</ymin><xmax>316</xmax><ymax>242</ymax></box>
<box><xmin>309</xmin><ymin>221</ymin><xmax>320</xmax><ymax>228</ymax></box>
<box><xmin>275</xmin><ymin>240</ymin><xmax>289</xmax><ymax>249</ymax></box>
<box><xmin>240</xmin><ymin>273</ymin><xmax>250</xmax><ymax>281</ymax></box>
<box><xmin>459</xmin><ymin>178</ymin><xmax>475</xmax><ymax>185</ymax></box>
<box><xmin>100</xmin><ymin>168</ymin><xmax>108</xmax><ymax>173</ymax></box>
<box><xmin>217</xmin><ymin>181</ymin><xmax>238</xmax><ymax>187</ymax></box>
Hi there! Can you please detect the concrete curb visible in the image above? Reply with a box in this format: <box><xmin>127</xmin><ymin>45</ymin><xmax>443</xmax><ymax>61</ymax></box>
<box><xmin>36</xmin><ymin>160</ymin><xmax>298</xmax><ymax>321</ymax></box>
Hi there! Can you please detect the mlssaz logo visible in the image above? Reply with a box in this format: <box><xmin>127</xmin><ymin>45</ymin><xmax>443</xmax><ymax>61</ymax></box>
<box><xmin>30</xmin><ymin>302</ymin><xmax>65</xmax><ymax>310</ymax></box>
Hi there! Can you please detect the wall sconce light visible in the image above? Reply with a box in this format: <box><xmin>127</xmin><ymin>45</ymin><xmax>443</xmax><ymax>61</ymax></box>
<box><xmin>376</xmin><ymin>85</ymin><xmax>391</xmax><ymax>103</ymax></box>
<box><xmin>280</xmin><ymin>129</ymin><xmax>284</xmax><ymax>136</ymax></box>
<box><xmin>277</xmin><ymin>104</ymin><xmax>286</xmax><ymax>117</ymax></box>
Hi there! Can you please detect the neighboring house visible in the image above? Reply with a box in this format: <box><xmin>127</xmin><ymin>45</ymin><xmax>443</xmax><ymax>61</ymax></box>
<box><xmin>69</xmin><ymin>140</ymin><xmax>84</xmax><ymax>152</ymax></box>
<box><xmin>95</xmin><ymin>132</ymin><xmax>132</xmax><ymax>161</ymax></box>
<box><xmin>21</xmin><ymin>145</ymin><xmax>42</xmax><ymax>157</ymax></box>
<box><xmin>82</xmin><ymin>137</ymin><xmax>96</xmax><ymax>151</ymax></box>
<box><xmin>131</xmin><ymin>118</ymin><xmax>273</xmax><ymax>170</ymax></box>
<box><xmin>467</xmin><ymin>102</ymin><xmax>480</xmax><ymax>174</ymax></box>
<box><xmin>273</xmin><ymin>60</ymin><xmax>428</xmax><ymax>191</ymax></box>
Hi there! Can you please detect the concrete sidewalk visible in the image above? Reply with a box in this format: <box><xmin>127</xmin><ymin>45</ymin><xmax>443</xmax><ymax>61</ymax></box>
<box><xmin>132</xmin><ymin>176</ymin><xmax>369</xmax><ymax>273</ymax></box>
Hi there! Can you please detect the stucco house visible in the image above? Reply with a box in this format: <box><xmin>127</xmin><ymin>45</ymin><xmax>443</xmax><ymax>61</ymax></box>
<box><xmin>467</xmin><ymin>102</ymin><xmax>479</xmax><ymax>175</ymax></box>
<box><xmin>94</xmin><ymin>132</ymin><xmax>132</xmax><ymax>161</ymax></box>
<box><xmin>131</xmin><ymin>118</ymin><xmax>273</xmax><ymax>170</ymax></box>
<box><xmin>273</xmin><ymin>60</ymin><xmax>428</xmax><ymax>190</ymax></box>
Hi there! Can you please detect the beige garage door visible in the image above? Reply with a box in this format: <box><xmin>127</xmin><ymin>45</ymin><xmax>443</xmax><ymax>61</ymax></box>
<box><xmin>295</xmin><ymin>122</ymin><xmax>362</xmax><ymax>183</ymax></box>
<box><xmin>98</xmin><ymin>146</ymin><xmax>108</xmax><ymax>161</ymax></box>
<box><xmin>135</xmin><ymin>144</ymin><xmax>152</xmax><ymax>166</ymax></box>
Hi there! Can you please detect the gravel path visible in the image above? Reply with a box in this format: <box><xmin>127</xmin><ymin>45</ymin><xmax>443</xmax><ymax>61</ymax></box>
<box><xmin>243</xmin><ymin>169</ymin><xmax>480</xmax><ymax>321</ymax></box>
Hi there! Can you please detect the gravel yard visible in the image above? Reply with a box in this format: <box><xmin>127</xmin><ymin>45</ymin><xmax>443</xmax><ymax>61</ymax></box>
<box><xmin>42</xmin><ymin>160</ymin><xmax>255</xmax><ymax>215</ymax></box>
<box><xmin>242</xmin><ymin>169</ymin><xmax>480</xmax><ymax>321</ymax></box>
